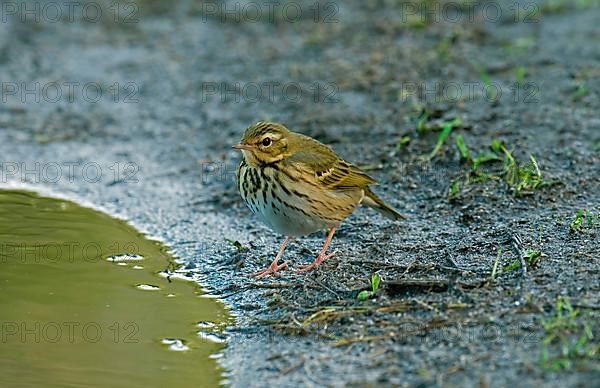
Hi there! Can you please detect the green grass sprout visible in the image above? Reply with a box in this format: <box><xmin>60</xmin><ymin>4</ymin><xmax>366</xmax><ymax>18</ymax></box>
<box><xmin>541</xmin><ymin>297</ymin><xmax>599</xmax><ymax>371</ymax></box>
<box><xmin>455</xmin><ymin>134</ymin><xmax>471</xmax><ymax>160</ymax></box>
<box><xmin>358</xmin><ymin>273</ymin><xmax>382</xmax><ymax>301</ymax></box>
<box><xmin>427</xmin><ymin>118</ymin><xmax>462</xmax><ymax>160</ymax></box>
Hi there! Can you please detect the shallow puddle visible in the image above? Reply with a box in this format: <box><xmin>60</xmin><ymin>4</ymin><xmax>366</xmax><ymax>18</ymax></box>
<box><xmin>0</xmin><ymin>190</ymin><xmax>231</xmax><ymax>387</ymax></box>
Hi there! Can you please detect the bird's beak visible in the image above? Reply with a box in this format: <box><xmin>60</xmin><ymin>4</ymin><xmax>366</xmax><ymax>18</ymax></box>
<box><xmin>232</xmin><ymin>143</ymin><xmax>254</xmax><ymax>151</ymax></box>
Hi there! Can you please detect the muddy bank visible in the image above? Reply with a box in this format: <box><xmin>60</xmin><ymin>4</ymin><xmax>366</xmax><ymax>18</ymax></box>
<box><xmin>0</xmin><ymin>1</ymin><xmax>598</xmax><ymax>386</ymax></box>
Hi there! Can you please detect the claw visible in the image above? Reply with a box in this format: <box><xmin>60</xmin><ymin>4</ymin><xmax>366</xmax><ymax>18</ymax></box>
<box><xmin>247</xmin><ymin>236</ymin><xmax>292</xmax><ymax>278</ymax></box>
<box><xmin>297</xmin><ymin>226</ymin><xmax>338</xmax><ymax>273</ymax></box>
<box><xmin>297</xmin><ymin>252</ymin><xmax>336</xmax><ymax>273</ymax></box>
<box><xmin>249</xmin><ymin>261</ymin><xmax>288</xmax><ymax>278</ymax></box>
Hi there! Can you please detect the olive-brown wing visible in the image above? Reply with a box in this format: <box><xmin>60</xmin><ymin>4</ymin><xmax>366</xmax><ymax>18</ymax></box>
<box><xmin>285</xmin><ymin>137</ymin><xmax>377</xmax><ymax>190</ymax></box>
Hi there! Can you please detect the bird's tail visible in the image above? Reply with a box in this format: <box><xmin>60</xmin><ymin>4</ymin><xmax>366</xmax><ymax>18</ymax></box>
<box><xmin>362</xmin><ymin>187</ymin><xmax>406</xmax><ymax>221</ymax></box>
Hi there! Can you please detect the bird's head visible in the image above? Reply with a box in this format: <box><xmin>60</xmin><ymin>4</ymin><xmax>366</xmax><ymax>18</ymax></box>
<box><xmin>233</xmin><ymin>121</ymin><xmax>293</xmax><ymax>165</ymax></box>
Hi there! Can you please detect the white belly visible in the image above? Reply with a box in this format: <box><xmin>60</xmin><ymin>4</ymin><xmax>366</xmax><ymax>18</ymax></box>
<box><xmin>238</xmin><ymin>161</ymin><xmax>352</xmax><ymax>236</ymax></box>
<box><xmin>249</xmin><ymin>189</ymin><xmax>332</xmax><ymax>236</ymax></box>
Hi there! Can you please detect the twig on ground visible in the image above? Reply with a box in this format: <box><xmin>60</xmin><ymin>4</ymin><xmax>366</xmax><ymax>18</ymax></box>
<box><xmin>311</xmin><ymin>278</ymin><xmax>343</xmax><ymax>299</ymax></box>
<box><xmin>280</xmin><ymin>357</ymin><xmax>305</xmax><ymax>375</ymax></box>
<box><xmin>385</xmin><ymin>278</ymin><xmax>450</xmax><ymax>293</ymax></box>
<box><xmin>511</xmin><ymin>234</ymin><xmax>528</xmax><ymax>278</ymax></box>
<box><xmin>220</xmin><ymin>282</ymin><xmax>318</xmax><ymax>298</ymax></box>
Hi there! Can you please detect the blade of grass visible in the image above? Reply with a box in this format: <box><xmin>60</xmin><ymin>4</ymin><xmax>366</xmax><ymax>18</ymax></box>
<box><xmin>489</xmin><ymin>248</ymin><xmax>502</xmax><ymax>282</ymax></box>
<box><xmin>427</xmin><ymin>118</ymin><xmax>462</xmax><ymax>160</ymax></box>
<box><xmin>455</xmin><ymin>134</ymin><xmax>471</xmax><ymax>160</ymax></box>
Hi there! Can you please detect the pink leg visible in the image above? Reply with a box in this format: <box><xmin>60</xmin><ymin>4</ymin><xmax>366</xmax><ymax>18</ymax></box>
<box><xmin>249</xmin><ymin>236</ymin><xmax>292</xmax><ymax>278</ymax></box>
<box><xmin>298</xmin><ymin>226</ymin><xmax>338</xmax><ymax>273</ymax></box>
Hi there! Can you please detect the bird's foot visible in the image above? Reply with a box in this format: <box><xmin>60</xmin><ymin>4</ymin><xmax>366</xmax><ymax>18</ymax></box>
<box><xmin>297</xmin><ymin>252</ymin><xmax>336</xmax><ymax>273</ymax></box>
<box><xmin>248</xmin><ymin>261</ymin><xmax>288</xmax><ymax>278</ymax></box>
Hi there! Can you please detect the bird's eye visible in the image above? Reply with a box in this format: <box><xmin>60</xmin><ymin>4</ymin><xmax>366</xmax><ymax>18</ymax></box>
<box><xmin>261</xmin><ymin>137</ymin><xmax>272</xmax><ymax>147</ymax></box>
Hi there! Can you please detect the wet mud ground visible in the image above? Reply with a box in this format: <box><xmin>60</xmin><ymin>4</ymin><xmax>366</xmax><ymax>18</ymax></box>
<box><xmin>0</xmin><ymin>0</ymin><xmax>599</xmax><ymax>386</ymax></box>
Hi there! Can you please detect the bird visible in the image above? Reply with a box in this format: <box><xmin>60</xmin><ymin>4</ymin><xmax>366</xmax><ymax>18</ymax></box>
<box><xmin>233</xmin><ymin>121</ymin><xmax>404</xmax><ymax>278</ymax></box>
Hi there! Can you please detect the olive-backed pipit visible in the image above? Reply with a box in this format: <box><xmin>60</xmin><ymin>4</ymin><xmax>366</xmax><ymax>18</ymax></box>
<box><xmin>233</xmin><ymin>121</ymin><xmax>404</xmax><ymax>278</ymax></box>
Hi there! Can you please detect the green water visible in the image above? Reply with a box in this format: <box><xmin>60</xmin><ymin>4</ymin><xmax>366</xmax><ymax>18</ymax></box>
<box><xmin>0</xmin><ymin>190</ymin><xmax>231</xmax><ymax>387</ymax></box>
